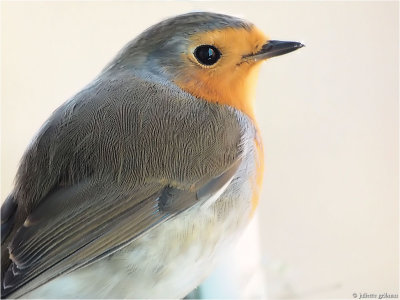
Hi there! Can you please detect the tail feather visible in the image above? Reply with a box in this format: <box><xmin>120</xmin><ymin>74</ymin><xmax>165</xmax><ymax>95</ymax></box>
<box><xmin>1</xmin><ymin>195</ymin><xmax>18</xmax><ymax>298</ymax></box>
<box><xmin>1</xmin><ymin>195</ymin><xmax>17</xmax><ymax>244</ymax></box>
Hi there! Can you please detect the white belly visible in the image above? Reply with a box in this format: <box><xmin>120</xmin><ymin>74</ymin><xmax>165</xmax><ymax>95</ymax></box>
<box><xmin>23</xmin><ymin>184</ymin><xmax>253</xmax><ymax>299</ymax></box>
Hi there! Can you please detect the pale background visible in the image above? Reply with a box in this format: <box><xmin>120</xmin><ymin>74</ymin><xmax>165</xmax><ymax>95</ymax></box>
<box><xmin>1</xmin><ymin>1</ymin><xmax>398</xmax><ymax>299</ymax></box>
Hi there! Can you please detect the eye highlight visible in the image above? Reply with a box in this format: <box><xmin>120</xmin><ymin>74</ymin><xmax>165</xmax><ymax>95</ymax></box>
<box><xmin>194</xmin><ymin>45</ymin><xmax>221</xmax><ymax>66</ymax></box>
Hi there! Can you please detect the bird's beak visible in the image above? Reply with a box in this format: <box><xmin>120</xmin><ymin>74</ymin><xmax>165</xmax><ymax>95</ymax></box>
<box><xmin>243</xmin><ymin>40</ymin><xmax>304</xmax><ymax>62</ymax></box>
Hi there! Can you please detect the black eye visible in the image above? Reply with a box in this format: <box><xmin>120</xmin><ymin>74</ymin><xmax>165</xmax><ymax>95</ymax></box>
<box><xmin>194</xmin><ymin>45</ymin><xmax>221</xmax><ymax>66</ymax></box>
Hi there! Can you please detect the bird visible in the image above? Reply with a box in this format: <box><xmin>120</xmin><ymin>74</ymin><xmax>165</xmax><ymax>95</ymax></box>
<box><xmin>1</xmin><ymin>12</ymin><xmax>303</xmax><ymax>299</ymax></box>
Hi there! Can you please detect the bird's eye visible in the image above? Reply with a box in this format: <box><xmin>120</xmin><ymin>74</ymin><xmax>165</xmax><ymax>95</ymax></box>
<box><xmin>194</xmin><ymin>45</ymin><xmax>221</xmax><ymax>66</ymax></box>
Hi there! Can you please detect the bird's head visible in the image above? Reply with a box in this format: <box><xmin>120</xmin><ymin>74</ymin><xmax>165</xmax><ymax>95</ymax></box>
<box><xmin>107</xmin><ymin>12</ymin><xmax>303</xmax><ymax>118</ymax></box>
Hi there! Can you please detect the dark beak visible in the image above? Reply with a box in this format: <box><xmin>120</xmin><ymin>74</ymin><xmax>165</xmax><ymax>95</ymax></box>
<box><xmin>244</xmin><ymin>40</ymin><xmax>304</xmax><ymax>62</ymax></box>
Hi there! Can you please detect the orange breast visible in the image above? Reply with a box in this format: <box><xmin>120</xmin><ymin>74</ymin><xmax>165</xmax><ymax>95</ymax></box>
<box><xmin>250</xmin><ymin>129</ymin><xmax>264</xmax><ymax>216</ymax></box>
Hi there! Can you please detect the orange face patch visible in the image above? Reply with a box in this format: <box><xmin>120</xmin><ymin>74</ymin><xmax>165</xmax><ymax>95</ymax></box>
<box><xmin>173</xmin><ymin>26</ymin><xmax>268</xmax><ymax>120</ymax></box>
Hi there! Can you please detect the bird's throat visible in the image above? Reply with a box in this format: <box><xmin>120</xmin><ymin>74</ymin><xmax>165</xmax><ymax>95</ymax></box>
<box><xmin>175</xmin><ymin>62</ymin><xmax>262</xmax><ymax>120</ymax></box>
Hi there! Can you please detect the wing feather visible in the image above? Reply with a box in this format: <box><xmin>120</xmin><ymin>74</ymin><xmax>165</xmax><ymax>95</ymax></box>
<box><xmin>2</xmin><ymin>157</ymin><xmax>241</xmax><ymax>298</ymax></box>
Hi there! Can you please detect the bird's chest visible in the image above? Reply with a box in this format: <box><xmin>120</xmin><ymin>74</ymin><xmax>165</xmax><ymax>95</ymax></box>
<box><xmin>117</xmin><ymin>192</ymin><xmax>253</xmax><ymax>298</ymax></box>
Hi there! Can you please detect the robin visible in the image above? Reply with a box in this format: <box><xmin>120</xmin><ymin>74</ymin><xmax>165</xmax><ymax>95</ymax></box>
<box><xmin>1</xmin><ymin>12</ymin><xmax>303</xmax><ymax>298</ymax></box>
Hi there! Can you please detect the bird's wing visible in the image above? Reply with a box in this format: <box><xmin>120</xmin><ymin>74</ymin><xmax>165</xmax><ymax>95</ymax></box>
<box><xmin>1</xmin><ymin>157</ymin><xmax>241</xmax><ymax>298</ymax></box>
